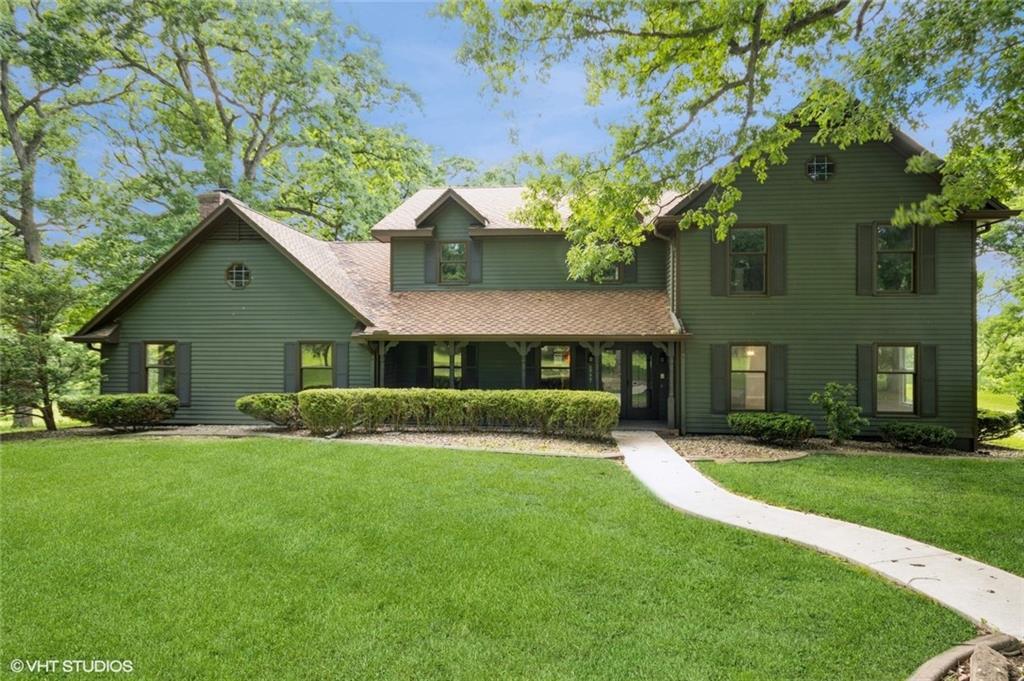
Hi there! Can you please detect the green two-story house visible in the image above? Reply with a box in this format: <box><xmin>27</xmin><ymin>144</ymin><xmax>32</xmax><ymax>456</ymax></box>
<box><xmin>69</xmin><ymin>129</ymin><xmax>1016</xmax><ymax>449</ymax></box>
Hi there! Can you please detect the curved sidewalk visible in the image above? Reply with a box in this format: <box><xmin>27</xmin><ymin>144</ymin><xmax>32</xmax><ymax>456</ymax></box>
<box><xmin>614</xmin><ymin>430</ymin><xmax>1024</xmax><ymax>638</ymax></box>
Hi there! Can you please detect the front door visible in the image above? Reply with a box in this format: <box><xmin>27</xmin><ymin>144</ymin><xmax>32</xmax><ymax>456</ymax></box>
<box><xmin>600</xmin><ymin>344</ymin><xmax>660</xmax><ymax>420</ymax></box>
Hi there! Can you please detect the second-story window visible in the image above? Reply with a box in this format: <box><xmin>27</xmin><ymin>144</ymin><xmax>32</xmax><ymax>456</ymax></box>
<box><xmin>439</xmin><ymin>242</ymin><xmax>468</xmax><ymax>284</ymax></box>
<box><xmin>729</xmin><ymin>227</ymin><xmax>767</xmax><ymax>294</ymax></box>
<box><xmin>875</xmin><ymin>224</ymin><xmax>915</xmax><ymax>293</ymax></box>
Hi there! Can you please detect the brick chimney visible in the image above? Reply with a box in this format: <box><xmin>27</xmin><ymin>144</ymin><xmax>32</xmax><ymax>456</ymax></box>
<box><xmin>197</xmin><ymin>188</ymin><xmax>235</xmax><ymax>219</ymax></box>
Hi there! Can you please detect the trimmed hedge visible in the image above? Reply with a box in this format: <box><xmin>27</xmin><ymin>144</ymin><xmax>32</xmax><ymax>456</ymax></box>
<box><xmin>236</xmin><ymin>393</ymin><xmax>301</xmax><ymax>429</ymax></box>
<box><xmin>60</xmin><ymin>394</ymin><xmax>179</xmax><ymax>432</ymax></box>
<box><xmin>296</xmin><ymin>388</ymin><xmax>620</xmax><ymax>439</ymax></box>
<box><xmin>727</xmin><ymin>412</ymin><xmax>816</xmax><ymax>446</ymax></box>
<box><xmin>977</xmin><ymin>409</ymin><xmax>1018</xmax><ymax>442</ymax></box>
<box><xmin>879</xmin><ymin>422</ymin><xmax>956</xmax><ymax>451</ymax></box>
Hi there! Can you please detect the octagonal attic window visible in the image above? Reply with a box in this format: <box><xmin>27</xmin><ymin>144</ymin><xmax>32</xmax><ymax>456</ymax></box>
<box><xmin>806</xmin><ymin>155</ymin><xmax>835</xmax><ymax>182</ymax></box>
<box><xmin>225</xmin><ymin>263</ymin><xmax>251</xmax><ymax>289</ymax></box>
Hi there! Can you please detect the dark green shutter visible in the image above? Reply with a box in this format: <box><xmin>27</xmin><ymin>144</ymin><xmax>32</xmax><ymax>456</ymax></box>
<box><xmin>424</xmin><ymin>241</ymin><xmax>438</xmax><ymax>283</ymax></box>
<box><xmin>570</xmin><ymin>345</ymin><xmax>589</xmax><ymax>389</ymax></box>
<box><xmin>462</xmin><ymin>344</ymin><xmax>479</xmax><ymax>388</ymax></box>
<box><xmin>128</xmin><ymin>342</ymin><xmax>144</xmax><ymax>392</ymax></box>
<box><xmin>917</xmin><ymin>226</ymin><xmax>936</xmax><ymax>294</ymax></box>
<box><xmin>769</xmin><ymin>344</ymin><xmax>787</xmax><ymax>411</ymax></box>
<box><xmin>334</xmin><ymin>342</ymin><xmax>349</xmax><ymax>388</ymax></box>
<box><xmin>856</xmin><ymin>224</ymin><xmax>875</xmax><ymax>296</ymax></box>
<box><xmin>918</xmin><ymin>345</ymin><xmax>938</xmax><ymax>416</ymax></box>
<box><xmin>284</xmin><ymin>342</ymin><xmax>299</xmax><ymax>392</ymax></box>
<box><xmin>710</xmin><ymin>344</ymin><xmax>729</xmax><ymax>413</ymax></box>
<box><xmin>525</xmin><ymin>348</ymin><xmax>540</xmax><ymax>389</ymax></box>
<box><xmin>176</xmin><ymin>342</ymin><xmax>191</xmax><ymax>407</ymax></box>
<box><xmin>768</xmin><ymin>224</ymin><xmax>787</xmax><ymax>296</ymax></box>
<box><xmin>856</xmin><ymin>344</ymin><xmax>875</xmax><ymax>415</ymax></box>
<box><xmin>468</xmin><ymin>239</ymin><xmax>483</xmax><ymax>283</ymax></box>
<box><xmin>622</xmin><ymin>252</ymin><xmax>638</xmax><ymax>283</ymax></box>
<box><xmin>710</xmin><ymin>234</ymin><xmax>728</xmax><ymax>296</ymax></box>
<box><xmin>415</xmin><ymin>343</ymin><xmax>431</xmax><ymax>387</ymax></box>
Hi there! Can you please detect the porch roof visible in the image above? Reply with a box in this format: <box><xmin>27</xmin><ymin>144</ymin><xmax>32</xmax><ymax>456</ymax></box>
<box><xmin>353</xmin><ymin>288</ymin><xmax>685</xmax><ymax>341</ymax></box>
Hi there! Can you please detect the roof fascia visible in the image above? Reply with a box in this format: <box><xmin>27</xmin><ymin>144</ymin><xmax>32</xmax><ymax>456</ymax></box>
<box><xmin>413</xmin><ymin>188</ymin><xmax>489</xmax><ymax>227</ymax></box>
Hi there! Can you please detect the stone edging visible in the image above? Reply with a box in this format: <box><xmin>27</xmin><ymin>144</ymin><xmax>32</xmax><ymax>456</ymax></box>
<box><xmin>906</xmin><ymin>633</ymin><xmax>1019</xmax><ymax>681</ymax></box>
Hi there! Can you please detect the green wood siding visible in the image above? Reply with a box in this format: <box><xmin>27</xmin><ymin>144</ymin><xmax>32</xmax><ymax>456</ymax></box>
<box><xmin>391</xmin><ymin>201</ymin><xmax>665</xmax><ymax>290</ymax></box>
<box><xmin>100</xmin><ymin>215</ymin><xmax>373</xmax><ymax>423</ymax></box>
<box><xmin>676</xmin><ymin>133</ymin><xmax>975</xmax><ymax>441</ymax></box>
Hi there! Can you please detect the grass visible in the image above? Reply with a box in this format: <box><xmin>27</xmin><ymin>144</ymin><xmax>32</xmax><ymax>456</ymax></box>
<box><xmin>0</xmin><ymin>406</ymin><xmax>85</xmax><ymax>435</ymax></box>
<box><xmin>1</xmin><ymin>437</ymin><xmax>971</xmax><ymax>680</ymax></box>
<box><xmin>978</xmin><ymin>390</ymin><xmax>1024</xmax><ymax>450</ymax></box>
<box><xmin>698</xmin><ymin>454</ymin><xmax>1024</xmax><ymax>576</ymax></box>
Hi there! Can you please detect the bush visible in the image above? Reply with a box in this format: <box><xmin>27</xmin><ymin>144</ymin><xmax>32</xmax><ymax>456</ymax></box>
<box><xmin>60</xmin><ymin>394</ymin><xmax>178</xmax><ymax>432</ymax></box>
<box><xmin>236</xmin><ymin>393</ymin><xmax>301</xmax><ymax>429</ymax></box>
<box><xmin>727</xmin><ymin>412</ymin><xmax>815</xmax><ymax>446</ymax></box>
<box><xmin>296</xmin><ymin>388</ymin><xmax>621</xmax><ymax>439</ymax></box>
<box><xmin>879</xmin><ymin>422</ymin><xmax>956</xmax><ymax>451</ymax></box>
<box><xmin>977</xmin><ymin>409</ymin><xmax>1018</xmax><ymax>442</ymax></box>
<box><xmin>809</xmin><ymin>382</ymin><xmax>869</xmax><ymax>445</ymax></box>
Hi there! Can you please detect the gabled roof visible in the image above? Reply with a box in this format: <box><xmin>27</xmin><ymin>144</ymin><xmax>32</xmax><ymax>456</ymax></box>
<box><xmin>413</xmin><ymin>188</ymin><xmax>490</xmax><ymax>227</ymax></box>
<box><xmin>71</xmin><ymin>199</ymin><xmax>385</xmax><ymax>339</ymax></box>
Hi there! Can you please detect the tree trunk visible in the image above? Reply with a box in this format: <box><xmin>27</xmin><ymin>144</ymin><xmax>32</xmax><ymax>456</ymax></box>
<box><xmin>19</xmin><ymin>162</ymin><xmax>41</xmax><ymax>263</ymax></box>
<box><xmin>41</xmin><ymin>402</ymin><xmax>57</xmax><ymax>431</ymax></box>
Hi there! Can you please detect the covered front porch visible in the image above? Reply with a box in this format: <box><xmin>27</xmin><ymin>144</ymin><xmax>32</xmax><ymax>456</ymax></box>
<box><xmin>356</xmin><ymin>338</ymin><xmax>681</xmax><ymax>426</ymax></box>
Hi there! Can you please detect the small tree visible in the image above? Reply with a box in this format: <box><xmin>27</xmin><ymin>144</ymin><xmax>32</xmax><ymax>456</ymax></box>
<box><xmin>0</xmin><ymin>262</ymin><xmax>97</xmax><ymax>430</ymax></box>
<box><xmin>809</xmin><ymin>383</ymin><xmax>869</xmax><ymax>445</ymax></box>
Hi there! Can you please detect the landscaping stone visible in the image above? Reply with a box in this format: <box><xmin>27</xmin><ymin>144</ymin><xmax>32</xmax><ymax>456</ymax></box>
<box><xmin>970</xmin><ymin>645</ymin><xmax>1010</xmax><ymax>681</ymax></box>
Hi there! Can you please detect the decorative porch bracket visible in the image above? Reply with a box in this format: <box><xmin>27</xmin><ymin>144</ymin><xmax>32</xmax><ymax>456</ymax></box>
<box><xmin>368</xmin><ymin>340</ymin><xmax>399</xmax><ymax>387</ymax></box>
<box><xmin>504</xmin><ymin>341</ymin><xmax>539</xmax><ymax>388</ymax></box>
<box><xmin>652</xmin><ymin>341</ymin><xmax>676</xmax><ymax>428</ymax></box>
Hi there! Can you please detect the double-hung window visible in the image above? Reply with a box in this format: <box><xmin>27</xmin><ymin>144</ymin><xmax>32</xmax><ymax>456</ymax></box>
<box><xmin>439</xmin><ymin>242</ymin><xmax>468</xmax><ymax>284</ymax></box>
<box><xmin>876</xmin><ymin>345</ymin><xmax>916</xmax><ymax>413</ymax></box>
<box><xmin>730</xmin><ymin>345</ymin><xmax>767</xmax><ymax>410</ymax></box>
<box><xmin>539</xmin><ymin>344</ymin><xmax>572</xmax><ymax>389</ymax></box>
<box><xmin>300</xmin><ymin>342</ymin><xmax>333</xmax><ymax>389</ymax></box>
<box><xmin>433</xmin><ymin>344</ymin><xmax>463</xmax><ymax>388</ymax></box>
<box><xmin>875</xmin><ymin>224</ymin><xmax>915</xmax><ymax>293</ymax></box>
<box><xmin>145</xmin><ymin>343</ymin><xmax>177</xmax><ymax>395</ymax></box>
<box><xmin>728</xmin><ymin>227</ymin><xmax>767</xmax><ymax>294</ymax></box>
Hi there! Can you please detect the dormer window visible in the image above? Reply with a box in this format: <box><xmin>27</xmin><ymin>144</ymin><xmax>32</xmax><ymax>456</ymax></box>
<box><xmin>806</xmin><ymin>155</ymin><xmax>835</xmax><ymax>182</ymax></box>
<box><xmin>439</xmin><ymin>242</ymin><xmax>468</xmax><ymax>284</ymax></box>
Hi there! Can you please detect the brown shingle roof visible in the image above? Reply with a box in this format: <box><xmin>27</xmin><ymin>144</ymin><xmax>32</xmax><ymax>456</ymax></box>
<box><xmin>357</xmin><ymin>289</ymin><xmax>681</xmax><ymax>340</ymax></box>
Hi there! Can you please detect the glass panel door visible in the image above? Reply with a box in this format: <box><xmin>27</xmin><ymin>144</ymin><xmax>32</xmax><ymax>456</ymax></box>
<box><xmin>601</xmin><ymin>349</ymin><xmax>622</xmax><ymax>404</ymax></box>
<box><xmin>630</xmin><ymin>350</ymin><xmax>650</xmax><ymax>410</ymax></box>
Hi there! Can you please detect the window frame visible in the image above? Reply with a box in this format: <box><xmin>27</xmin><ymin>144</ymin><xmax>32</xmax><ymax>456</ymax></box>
<box><xmin>538</xmin><ymin>343</ymin><xmax>573</xmax><ymax>390</ymax></box>
<box><xmin>727</xmin><ymin>225</ymin><xmax>768</xmax><ymax>296</ymax></box>
<box><xmin>873</xmin><ymin>223</ymin><xmax>917</xmax><ymax>295</ymax></box>
<box><xmin>225</xmin><ymin>262</ymin><xmax>251</xmax><ymax>289</ymax></box>
<box><xmin>874</xmin><ymin>343</ymin><xmax>918</xmax><ymax>416</ymax></box>
<box><xmin>144</xmin><ymin>341</ymin><xmax>177</xmax><ymax>395</ymax></box>
<box><xmin>438</xmin><ymin>240</ymin><xmax>469</xmax><ymax>285</ymax></box>
<box><xmin>299</xmin><ymin>341</ymin><xmax>334</xmax><ymax>390</ymax></box>
<box><xmin>594</xmin><ymin>263</ymin><xmax>623</xmax><ymax>285</ymax></box>
<box><xmin>728</xmin><ymin>343</ymin><xmax>768</xmax><ymax>412</ymax></box>
<box><xmin>431</xmin><ymin>342</ymin><xmax>464</xmax><ymax>389</ymax></box>
<box><xmin>805</xmin><ymin>155</ymin><xmax>835</xmax><ymax>182</ymax></box>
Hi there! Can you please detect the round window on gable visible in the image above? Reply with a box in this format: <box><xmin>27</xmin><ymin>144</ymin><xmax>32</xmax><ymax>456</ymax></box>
<box><xmin>806</xmin><ymin>155</ymin><xmax>835</xmax><ymax>182</ymax></box>
<box><xmin>225</xmin><ymin>263</ymin><xmax>251</xmax><ymax>289</ymax></box>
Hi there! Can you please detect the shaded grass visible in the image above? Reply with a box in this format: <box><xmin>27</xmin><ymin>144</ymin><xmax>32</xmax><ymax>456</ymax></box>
<box><xmin>2</xmin><ymin>438</ymin><xmax>971</xmax><ymax>680</ymax></box>
<box><xmin>978</xmin><ymin>390</ymin><xmax>1024</xmax><ymax>450</ymax></box>
<box><xmin>699</xmin><ymin>454</ymin><xmax>1024</xmax><ymax>576</ymax></box>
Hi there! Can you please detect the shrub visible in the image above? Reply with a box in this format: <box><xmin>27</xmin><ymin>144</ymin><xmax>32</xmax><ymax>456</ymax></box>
<box><xmin>976</xmin><ymin>409</ymin><xmax>1018</xmax><ymax>442</ymax></box>
<box><xmin>809</xmin><ymin>382</ymin><xmax>869</xmax><ymax>445</ymax></box>
<box><xmin>879</xmin><ymin>422</ymin><xmax>956</xmax><ymax>451</ymax></box>
<box><xmin>727</xmin><ymin>412</ymin><xmax>815</xmax><ymax>446</ymax></box>
<box><xmin>236</xmin><ymin>393</ymin><xmax>301</xmax><ymax>429</ymax></box>
<box><xmin>296</xmin><ymin>388</ymin><xmax>620</xmax><ymax>439</ymax></box>
<box><xmin>59</xmin><ymin>394</ymin><xmax>178</xmax><ymax>432</ymax></box>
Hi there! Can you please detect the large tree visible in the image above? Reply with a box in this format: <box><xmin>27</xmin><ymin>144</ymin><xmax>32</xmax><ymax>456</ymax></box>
<box><xmin>440</xmin><ymin>0</ymin><xmax>1022</xmax><ymax>278</ymax></box>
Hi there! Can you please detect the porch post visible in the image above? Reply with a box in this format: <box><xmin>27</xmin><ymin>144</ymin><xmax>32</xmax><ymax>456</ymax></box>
<box><xmin>505</xmin><ymin>341</ymin><xmax>539</xmax><ymax>388</ymax></box>
<box><xmin>579</xmin><ymin>341</ymin><xmax>609</xmax><ymax>390</ymax></box>
<box><xmin>372</xmin><ymin>341</ymin><xmax>399</xmax><ymax>387</ymax></box>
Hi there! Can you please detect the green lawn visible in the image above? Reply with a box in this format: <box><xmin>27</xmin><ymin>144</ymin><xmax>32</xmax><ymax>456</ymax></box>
<box><xmin>978</xmin><ymin>390</ymin><xmax>1024</xmax><ymax>450</ymax></box>
<box><xmin>2</xmin><ymin>438</ymin><xmax>970</xmax><ymax>680</ymax></box>
<box><xmin>699</xmin><ymin>454</ymin><xmax>1024</xmax><ymax>576</ymax></box>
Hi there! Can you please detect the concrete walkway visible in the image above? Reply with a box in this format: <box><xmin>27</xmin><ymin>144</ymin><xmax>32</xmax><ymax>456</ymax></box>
<box><xmin>614</xmin><ymin>430</ymin><xmax>1024</xmax><ymax>638</ymax></box>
